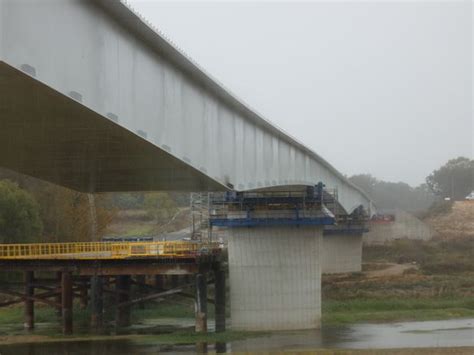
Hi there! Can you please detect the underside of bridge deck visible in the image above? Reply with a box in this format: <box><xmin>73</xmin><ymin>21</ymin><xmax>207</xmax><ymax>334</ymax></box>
<box><xmin>0</xmin><ymin>62</ymin><xmax>223</xmax><ymax>193</ymax></box>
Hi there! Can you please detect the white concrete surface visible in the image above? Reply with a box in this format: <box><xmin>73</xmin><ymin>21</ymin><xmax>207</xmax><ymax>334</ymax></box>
<box><xmin>228</xmin><ymin>226</ymin><xmax>322</xmax><ymax>331</ymax></box>
<box><xmin>0</xmin><ymin>0</ymin><xmax>373</xmax><ymax>215</ymax></box>
<box><xmin>364</xmin><ymin>209</ymin><xmax>433</xmax><ymax>245</ymax></box>
<box><xmin>322</xmin><ymin>234</ymin><xmax>362</xmax><ymax>274</ymax></box>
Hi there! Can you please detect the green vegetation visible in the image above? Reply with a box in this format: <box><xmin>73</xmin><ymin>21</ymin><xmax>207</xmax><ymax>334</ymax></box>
<box><xmin>144</xmin><ymin>192</ymin><xmax>179</xmax><ymax>224</ymax></box>
<box><xmin>426</xmin><ymin>156</ymin><xmax>474</xmax><ymax>200</ymax></box>
<box><xmin>348</xmin><ymin>174</ymin><xmax>434</xmax><ymax>212</ymax></box>
<box><xmin>323</xmin><ymin>238</ymin><xmax>474</xmax><ymax>325</ymax></box>
<box><xmin>362</xmin><ymin>238</ymin><xmax>474</xmax><ymax>274</ymax></box>
<box><xmin>0</xmin><ymin>180</ymin><xmax>42</xmax><ymax>243</ymax></box>
<box><xmin>132</xmin><ymin>300</ymin><xmax>198</xmax><ymax>320</ymax></box>
<box><xmin>323</xmin><ymin>298</ymin><xmax>474</xmax><ymax>325</ymax></box>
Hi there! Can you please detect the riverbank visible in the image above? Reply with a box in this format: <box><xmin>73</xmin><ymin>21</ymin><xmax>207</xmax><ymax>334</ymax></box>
<box><xmin>322</xmin><ymin>237</ymin><xmax>474</xmax><ymax>325</ymax></box>
<box><xmin>0</xmin><ymin>238</ymin><xmax>472</xmax><ymax>350</ymax></box>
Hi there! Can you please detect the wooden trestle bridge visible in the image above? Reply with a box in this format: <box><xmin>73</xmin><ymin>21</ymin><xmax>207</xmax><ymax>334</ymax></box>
<box><xmin>0</xmin><ymin>241</ymin><xmax>225</xmax><ymax>335</ymax></box>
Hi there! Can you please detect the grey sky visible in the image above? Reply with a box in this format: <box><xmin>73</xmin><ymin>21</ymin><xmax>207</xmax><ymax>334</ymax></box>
<box><xmin>128</xmin><ymin>0</ymin><xmax>472</xmax><ymax>187</ymax></box>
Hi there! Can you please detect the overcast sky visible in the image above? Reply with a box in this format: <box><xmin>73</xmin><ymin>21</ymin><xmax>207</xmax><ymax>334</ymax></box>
<box><xmin>128</xmin><ymin>0</ymin><xmax>472</xmax><ymax>187</ymax></box>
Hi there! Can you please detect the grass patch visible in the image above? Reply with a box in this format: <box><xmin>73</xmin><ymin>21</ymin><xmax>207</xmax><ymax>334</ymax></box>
<box><xmin>122</xmin><ymin>224</ymin><xmax>155</xmax><ymax>236</ymax></box>
<box><xmin>323</xmin><ymin>297</ymin><xmax>474</xmax><ymax>325</ymax></box>
<box><xmin>132</xmin><ymin>298</ymin><xmax>215</xmax><ymax>321</ymax></box>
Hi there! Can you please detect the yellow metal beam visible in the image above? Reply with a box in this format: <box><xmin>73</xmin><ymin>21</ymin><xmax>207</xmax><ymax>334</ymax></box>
<box><xmin>0</xmin><ymin>241</ymin><xmax>220</xmax><ymax>260</ymax></box>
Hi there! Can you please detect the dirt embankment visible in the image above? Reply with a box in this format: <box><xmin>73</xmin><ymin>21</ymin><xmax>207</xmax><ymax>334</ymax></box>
<box><xmin>424</xmin><ymin>201</ymin><xmax>474</xmax><ymax>239</ymax></box>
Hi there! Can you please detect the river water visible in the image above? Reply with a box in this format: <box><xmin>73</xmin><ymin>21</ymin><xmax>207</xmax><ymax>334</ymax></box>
<box><xmin>0</xmin><ymin>318</ymin><xmax>473</xmax><ymax>354</ymax></box>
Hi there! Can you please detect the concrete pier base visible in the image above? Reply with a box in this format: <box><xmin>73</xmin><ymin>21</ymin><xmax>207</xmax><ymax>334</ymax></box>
<box><xmin>322</xmin><ymin>234</ymin><xmax>362</xmax><ymax>274</ymax></box>
<box><xmin>228</xmin><ymin>226</ymin><xmax>322</xmax><ymax>331</ymax></box>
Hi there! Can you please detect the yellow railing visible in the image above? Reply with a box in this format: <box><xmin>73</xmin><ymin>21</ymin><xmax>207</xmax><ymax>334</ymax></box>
<box><xmin>0</xmin><ymin>241</ymin><xmax>220</xmax><ymax>260</ymax></box>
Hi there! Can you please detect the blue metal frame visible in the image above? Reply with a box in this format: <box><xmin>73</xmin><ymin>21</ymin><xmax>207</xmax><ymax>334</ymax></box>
<box><xmin>210</xmin><ymin>216</ymin><xmax>335</xmax><ymax>228</ymax></box>
<box><xmin>323</xmin><ymin>227</ymin><xmax>369</xmax><ymax>236</ymax></box>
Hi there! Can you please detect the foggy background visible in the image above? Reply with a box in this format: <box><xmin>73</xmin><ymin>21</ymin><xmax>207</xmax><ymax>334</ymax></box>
<box><xmin>128</xmin><ymin>0</ymin><xmax>472</xmax><ymax>187</ymax></box>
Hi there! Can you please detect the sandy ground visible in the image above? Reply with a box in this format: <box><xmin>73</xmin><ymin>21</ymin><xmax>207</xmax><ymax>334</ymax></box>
<box><xmin>425</xmin><ymin>201</ymin><xmax>474</xmax><ymax>239</ymax></box>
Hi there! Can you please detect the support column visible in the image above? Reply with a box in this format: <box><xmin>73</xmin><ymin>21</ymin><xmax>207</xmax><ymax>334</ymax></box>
<box><xmin>24</xmin><ymin>271</ymin><xmax>34</xmax><ymax>330</ymax></box>
<box><xmin>322</xmin><ymin>233</ymin><xmax>363</xmax><ymax>274</ymax></box>
<box><xmin>214</xmin><ymin>267</ymin><xmax>226</xmax><ymax>333</ymax></box>
<box><xmin>171</xmin><ymin>275</ymin><xmax>180</xmax><ymax>288</ymax></box>
<box><xmin>195</xmin><ymin>273</ymin><xmax>207</xmax><ymax>333</ymax></box>
<box><xmin>154</xmin><ymin>275</ymin><xmax>165</xmax><ymax>290</ymax></box>
<box><xmin>79</xmin><ymin>278</ymin><xmax>88</xmax><ymax>309</ymax></box>
<box><xmin>90</xmin><ymin>275</ymin><xmax>103</xmax><ymax>332</ymax></box>
<box><xmin>228</xmin><ymin>226</ymin><xmax>323</xmax><ymax>331</ymax></box>
<box><xmin>55</xmin><ymin>272</ymin><xmax>62</xmax><ymax>317</ymax></box>
<box><xmin>116</xmin><ymin>275</ymin><xmax>131</xmax><ymax>328</ymax></box>
<box><xmin>136</xmin><ymin>275</ymin><xmax>146</xmax><ymax>309</ymax></box>
<box><xmin>61</xmin><ymin>271</ymin><xmax>73</xmax><ymax>335</ymax></box>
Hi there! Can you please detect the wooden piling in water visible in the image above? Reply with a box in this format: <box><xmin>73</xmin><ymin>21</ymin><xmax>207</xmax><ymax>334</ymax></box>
<box><xmin>195</xmin><ymin>273</ymin><xmax>207</xmax><ymax>333</ymax></box>
<box><xmin>24</xmin><ymin>271</ymin><xmax>34</xmax><ymax>330</ymax></box>
<box><xmin>80</xmin><ymin>278</ymin><xmax>88</xmax><ymax>309</ymax></box>
<box><xmin>55</xmin><ymin>271</ymin><xmax>62</xmax><ymax>317</ymax></box>
<box><xmin>116</xmin><ymin>275</ymin><xmax>131</xmax><ymax>327</ymax></box>
<box><xmin>136</xmin><ymin>275</ymin><xmax>146</xmax><ymax>309</ymax></box>
<box><xmin>214</xmin><ymin>267</ymin><xmax>226</xmax><ymax>333</ymax></box>
<box><xmin>171</xmin><ymin>274</ymin><xmax>180</xmax><ymax>288</ymax></box>
<box><xmin>154</xmin><ymin>274</ymin><xmax>164</xmax><ymax>290</ymax></box>
<box><xmin>61</xmin><ymin>271</ymin><xmax>73</xmax><ymax>335</ymax></box>
<box><xmin>90</xmin><ymin>275</ymin><xmax>103</xmax><ymax>332</ymax></box>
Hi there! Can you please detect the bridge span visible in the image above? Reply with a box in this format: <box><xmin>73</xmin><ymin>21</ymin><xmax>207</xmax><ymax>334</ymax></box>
<box><xmin>0</xmin><ymin>0</ymin><xmax>371</xmax><ymax>215</ymax></box>
<box><xmin>0</xmin><ymin>0</ymin><xmax>372</xmax><ymax>332</ymax></box>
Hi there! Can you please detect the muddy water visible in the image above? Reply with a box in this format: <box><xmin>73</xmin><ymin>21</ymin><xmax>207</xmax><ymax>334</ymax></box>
<box><xmin>0</xmin><ymin>318</ymin><xmax>473</xmax><ymax>354</ymax></box>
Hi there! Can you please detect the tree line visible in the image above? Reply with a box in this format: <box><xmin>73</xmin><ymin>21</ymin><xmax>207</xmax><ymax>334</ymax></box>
<box><xmin>348</xmin><ymin>156</ymin><xmax>473</xmax><ymax>212</ymax></box>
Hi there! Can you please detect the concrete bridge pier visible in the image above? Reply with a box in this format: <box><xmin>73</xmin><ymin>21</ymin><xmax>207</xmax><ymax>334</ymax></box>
<box><xmin>322</xmin><ymin>226</ymin><xmax>367</xmax><ymax>274</ymax></box>
<box><xmin>228</xmin><ymin>226</ymin><xmax>323</xmax><ymax>331</ymax></box>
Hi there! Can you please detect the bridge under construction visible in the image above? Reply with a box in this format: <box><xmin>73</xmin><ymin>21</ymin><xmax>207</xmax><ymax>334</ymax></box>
<box><xmin>0</xmin><ymin>0</ymin><xmax>373</xmax><ymax>332</ymax></box>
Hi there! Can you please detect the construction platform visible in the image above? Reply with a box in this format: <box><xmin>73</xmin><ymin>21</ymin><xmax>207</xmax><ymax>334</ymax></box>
<box><xmin>0</xmin><ymin>241</ymin><xmax>225</xmax><ymax>337</ymax></box>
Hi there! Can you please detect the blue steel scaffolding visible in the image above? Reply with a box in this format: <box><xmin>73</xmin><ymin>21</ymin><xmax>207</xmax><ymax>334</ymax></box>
<box><xmin>209</xmin><ymin>184</ymin><xmax>336</xmax><ymax>228</ymax></box>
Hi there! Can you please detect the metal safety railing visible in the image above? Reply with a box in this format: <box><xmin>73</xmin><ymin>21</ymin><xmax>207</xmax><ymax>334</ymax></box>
<box><xmin>0</xmin><ymin>241</ymin><xmax>221</xmax><ymax>260</ymax></box>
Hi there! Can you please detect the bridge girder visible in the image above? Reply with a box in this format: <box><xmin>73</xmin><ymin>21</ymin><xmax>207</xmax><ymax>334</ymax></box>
<box><xmin>0</xmin><ymin>0</ymin><xmax>372</xmax><ymax>215</ymax></box>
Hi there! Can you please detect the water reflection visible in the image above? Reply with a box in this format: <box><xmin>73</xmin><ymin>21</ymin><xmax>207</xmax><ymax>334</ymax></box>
<box><xmin>0</xmin><ymin>318</ymin><xmax>472</xmax><ymax>354</ymax></box>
